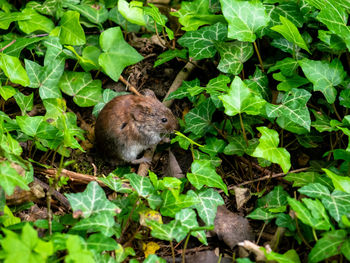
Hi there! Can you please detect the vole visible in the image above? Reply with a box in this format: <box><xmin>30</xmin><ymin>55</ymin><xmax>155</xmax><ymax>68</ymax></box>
<box><xmin>94</xmin><ymin>89</ymin><xmax>178</xmax><ymax>164</ymax></box>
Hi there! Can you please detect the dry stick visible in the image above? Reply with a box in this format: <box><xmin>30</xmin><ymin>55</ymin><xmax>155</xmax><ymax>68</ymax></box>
<box><xmin>0</xmin><ymin>39</ymin><xmax>16</xmax><ymax>52</ymax></box>
<box><xmin>227</xmin><ymin>167</ymin><xmax>310</xmax><ymax>189</ymax></box>
<box><xmin>119</xmin><ymin>75</ymin><xmax>142</xmax><ymax>96</ymax></box>
<box><xmin>137</xmin><ymin>61</ymin><xmax>197</xmax><ymax>176</ymax></box>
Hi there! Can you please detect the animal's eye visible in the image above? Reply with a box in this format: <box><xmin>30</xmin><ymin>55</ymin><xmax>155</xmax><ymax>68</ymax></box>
<box><xmin>161</xmin><ymin>118</ymin><xmax>168</xmax><ymax>123</ymax></box>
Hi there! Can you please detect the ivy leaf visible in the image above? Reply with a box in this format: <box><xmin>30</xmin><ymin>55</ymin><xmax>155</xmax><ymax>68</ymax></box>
<box><xmin>247</xmin><ymin>208</ymin><xmax>276</xmax><ymax>221</ymax></box>
<box><xmin>175</xmin><ymin>208</ymin><xmax>207</xmax><ymax>244</ymax></box>
<box><xmin>86</xmin><ymin>233</ymin><xmax>119</xmax><ymax>253</ymax></box>
<box><xmin>98</xmin><ymin>27</ymin><xmax>143</xmax><ymax>81</ymax></box>
<box><xmin>184</xmin><ymin>98</ymin><xmax>216</xmax><ymax>136</ymax></box>
<box><xmin>0</xmin><ymin>223</ymin><xmax>53</xmax><ymax>262</ymax></box>
<box><xmin>298</xmin><ymin>183</ymin><xmax>330</xmax><ymax>198</ymax></box>
<box><xmin>148</xmin><ymin>219</ymin><xmax>188</xmax><ymax>242</ymax></box>
<box><xmin>299</xmin><ymin>58</ymin><xmax>346</xmax><ymax>103</ymax></box>
<box><xmin>0</xmin><ymin>54</ymin><xmax>29</xmax><ymax>86</ymax></box>
<box><xmin>257</xmin><ymin>186</ymin><xmax>288</xmax><ymax>211</ymax></box>
<box><xmin>285</xmin><ymin>172</ymin><xmax>333</xmax><ymax>189</ymax></box>
<box><xmin>0</xmin><ymin>37</ymin><xmax>44</xmax><ymax>57</ymax></box>
<box><xmin>72</xmin><ymin>213</ymin><xmax>117</xmax><ymax>237</ymax></box>
<box><xmin>251</xmin><ymin>127</ymin><xmax>291</xmax><ymax>173</ymax></box>
<box><xmin>178</xmin><ymin>22</ymin><xmax>227</xmax><ymax>60</ymax></box>
<box><xmin>323</xmin><ymin>169</ymin><xmax>350</xmax><ymax>194</ymax></box>
<box><xmin>26</xmin><ymin>0</ymin><xmax>60</xmax><ymax>16</ymax></box>
<box><xmin>219</xmin><ymin>76</ymin><xmax>266</xmax><ymax>116</ymax></box>
<box><xmin>66</xmin><ymin>181</ymin><xmax>120</xmax><ymax>218</ymax></box>
<box><xmin>215</xmin><ymin>41</ymin><xmax>253</xmax><ymax>75</ymax></box>
<box><xmin>244</xmin><ymin>67</ymin><xmax>270</xmax><ymax>100</ymax></box>
<box><xmin>154</xmin><ymin>49</ymin><xmax>187</xmax><ymax>67</ymax></box>
<box><xmin>223</xmin><ymin>135</ymin><xmax>246</xmax><ymax>156</ymax></box>
<box><xmin>318</xmin><ymin>30</ymin><xmax>346</xmax><ymax>53</ymax></box>
<box><xmin>308</xmin><ymin>230</ymin><xmax>347</xmax><ymax>263</ymax></box>
<box><xmin>271</xmin><ymin>37</ymin><xmax>306</xmax><ymax>59</ymax></box>
<box><xmin>124</xmin><ymin>173</ymin><xmax>154</xmax><ymax>197</ymax></box>
<box><xmin>65</xmin><ymin>3</ymin><xmax>109</xmax><ymax>25</ymax></box>
<box><xmin>268</xmin><ymin>57</ymin><xmax>299</xmax><ymax>77</ymax></box>
<box><xmin>322</xmin><ymin>191</ymin><xmax>350</xmax><ymax>222</ymax></box>
<box><xmin>118</xmin><ymin>0</ymin><xmax>146</xmax><ymax>26</ymax></box>
<box><xmin>0</xmin><ymin>160</ymin><xmax>30</xmax><ymax>195</ymax></box>
<box><xmin>58</xmin><ymin>71</ymin><xmax>102</xmax><ymax>107</ymax></box>
<box><xmin>166</xmin><ymin>79</ymin><xmax>199</xmax><ymax>101</ymax></box>
<box><xmin>144</xmin><ymin>3</ymin><xmax>174</xmax><ymax>40</ymax></box>
<box><xmin>171</xmin><ymin>0</ymin><xmax>225</xmax><ymax>31</ymax></box>
<box><xmin>0</xmin><ymin>85</ymin><xmax>16</xmax><ymax>101</ymax></box>
<box><xmin>0</xmin><ymin>11</ymin><xmax>27</xmax><ymax>30</ymax></box>
<box><xmin>201</xmin><ymin>137</ymin><xmax>226</xmax><ymax>157</ymax></box>
<box><xmin>160</xmin><ymin>190</ymin><xmax>198</xmax><ymax>217</ymax></box>
<box><xmin>187</xmin><ymin>159</ymin><xmax>228</xmax><ymax>195</ymax></box>
<box><xmin>65</xmin><ymin>45</ymin><xmax>100</xmax><ymax>72</ymax></box>
<box><xmin>266</xmin><ymin>88</ymin><xmax>311</xmax><ymax>132</ymax></box>
<box><xmin>18</xmin><ymin>8</ymin><xmax>54</xmax><ymax>34</ymax></box>
<box><xmin>220</xmin><ymin>0</ymin><xmax>269</xmax><ymax>42</ymax></box>
<box><xmin>13</xmin><ymin>92</ymin><xmax>33</xmax><ymax>115</ymax></box>
<box><xmin>59</xmin><ymin>10</ymin><xmax>86</xmax><ymax>45</ymax></box>
<box><xmin>265</xmin><ymin>3</ymin><xmax>304</xmax><ymax>30</ymax></box>
<box><xmin>271</xmin><ymin>16</ymin><xmax>310</xmax><ymax>53</ymax></box>
<box><xmin>188</xmin><ymin>188</ymin><xmax>224</xmax><ymax>225</ymax></box>
<box><xmin>272</xmin><ymin>72</ymin><xmax>309</xmax><ymax>92</ymax></box>
<box><xmin>307</xmin><ymin>0</ymin><xmax>350</xmax><ymax>51</ymax></box>
<box><xmin>339</xmin><ymin>89</ymin><xmax>350</xmax><ymax>108</ymax></box>
<box><xmin>109</xmin><ymin>6</ymin><xmax>141</xmax><ymax>32</ymax></box>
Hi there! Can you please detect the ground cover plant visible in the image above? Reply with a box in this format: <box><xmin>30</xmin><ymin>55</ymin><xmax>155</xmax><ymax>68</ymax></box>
<box><xmin>0</xmin><ymin>0</ymin><xmax>350</xmax><ymax>262</ymax></box>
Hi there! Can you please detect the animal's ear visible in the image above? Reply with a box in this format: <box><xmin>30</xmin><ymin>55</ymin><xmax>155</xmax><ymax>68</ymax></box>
<box><xmin>141</xmin><ymin>89</ymin><xmax>157</xmax><ymax>99</ymax></box>
<box><xmin>131</xmin><ymin>104</ymin><xmax>151</xmax><ymax>121</ymax></box>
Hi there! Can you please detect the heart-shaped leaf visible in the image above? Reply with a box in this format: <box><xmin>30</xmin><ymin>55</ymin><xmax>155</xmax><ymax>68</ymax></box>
<box><xmin>18</xmin><ymin>8</ymin><xmax>54</xmax><ymax>34</ymax></box>
<box><xmin>59</xmin><ymin>10</ymin><xmax>86</xmax><ymax>45</ymax></box>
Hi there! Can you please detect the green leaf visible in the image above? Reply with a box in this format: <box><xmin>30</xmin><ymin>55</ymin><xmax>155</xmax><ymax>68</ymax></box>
<box><xmin>251</xmin><ymin>127</ymin><xmax>291</xmax><ymax>173</ymax></box>
<box><xmin>154</xmin><ymin>49</ymin><xmax>187</xmax><ymax>67</ymax></box>
<box><xmin>307</xmin><ymin>0</ymin><xmax>350</xmax><ymax>51</ymax></box>
<box><xmin>171</xmin><ymin>0</ymin><xmax>225</xmax><ymax>31</ymax></box>
<box><xmin>247</xmin><ymin>207</ymin><xmax>276</xmax><ymax>221</ymax></box>
<box><xmin>264</xmin><ymin>248</ymin><xmax>301</xmax><ymax>263</ymax></box>
<box><xmin>26</xmin><ymin>0</ymin><xmax>60</xmax><ymax>16</ymax></box>
<box><xmin>148</xmin><ymin>219</ymin><xmax>188</xmax><ymax>242</ymax></box>
<box><xmin>271</xmin><ymin>16</ymin><xmax>310</xmax><ymax>53</ymax></box>
<box><xmin>0</xmin><ymin>223</ymin><xmax>53</xmax><ymax>262</ymax></box>
<box><xmin>287</xmin><ymin>197</ymin><xmax>316</xmax><ymax>228</ymax></box>
<box><xmin>339</xmin><ymin>89</ymin><xmax>350</xmax><ymax>108</ymax></box>
<box><xmin>98</xmin><ymin>27</ymin><xmax>143</xmax><ymax>81</ymax></box>
<box><xmin>59</xmin><ymin>10</ymin><xmax>86</xmax><ymax>45</ymax></box>
<box><xmin>266</xmin><ymin>88</ymin><xmax>311</xmax><ymax>132</ymax></box>
<box><xmin>220</xmin><ymin>0</ymin><xmax>269</xmax><ymax>42</ymax></box>
<box><xmin>0</xmin><ymin>37</ymin><xmax>44</xmax><ymax>57</ymax></box>
<box><xmin>184</xmin><ymin>98</ymin><xmax>216</xmax><ymax>136</ymax></box>
<box><xmin>66</xmin><ymin>181</ymin><xmax>120</xmax><ymax>218</ymax></box>
<box><xmin>86</xmin><ymin>233</ymin><xmax>119</xmax><ymax>253</ymax></box>
<box><xmin>65</xmin><ymin>45</ymin><xmax>100</xmax><ymax>72</ymax></box>
<box><xmin>0</xmin><ymin>54</ymin><xmax>29</xmax><ymax>86</ymax></box>
<box><xmin>175</xmin><ymin>208</ymin><xmax>207</xmax><ymax>244</ymax></box>
<box><xmin>72</xmin><ymin>213</ymin><xmax>117</xmax><ymax>237</ymax></box>
<box><xmin>187</xmin><ymin>159</ymin><xmax>228</xmax><ymax>194</ymax></box>
<box><xmin>13</xmin><ymin>92</ymin><xmax>33</xmax><ymax>115</ymax></box>
<box><xmin>188</xmin><ymin>188</ymin><xmax>224</xmax><ymax>225</ymax></box>
<box><xmin>201</xmin><ymin>137</ymin><xmax>226</xmax><ymax>157</ymax></box>
<box><xmin>323</xmin><ymin>168</ymin><xmax>350</xmax><ymax>193</ymax></box>
<box><xmin>298</xmin><ymin>183</ymin><xmax>330</xmax><ymax>198</ymax></box>
<box><xmin>166</xmin><ymin>79</ymin><xmax>199</xmax><ymax>101</ymax></box>
<box><xmin>257</xmin><ymin>185</ymin><xmax>288</xmax><ymax>210</ymax></box>
<box><xmin>219</xmin><ymin>76</ymin><xmax>266</xmax><ymax>116</ymax></box>
<box><xmin>265</xmin><ymin>3</ymin><xmax>304</xmax><ymax>30</ymax></box>
<box><xmin>65</xmin><ymin>3</ymin><xmax>109</xmax><ymax>25</ymax></box>
<box><xmin>0</xmin><ymin>85</ymin><xmax>16</xmax><ymax>101</ymax></box>
<box><xmin>118</xmin><ymin>0</ymin><xmax>146</xmax><ymax>26</ymax></box>
<box><xmin>108</xmin><ymin>6</ymin><xmax>141</xmax><ymax>32</ymax></box>
<box><xmin>308</xmin><ymin>230</ymin><xmax>347</xmax><ymax>263</ymax></box>
<box><xmin>99</xmin><ymin>174</ymin><xmax>132</xmax><ymax>194</ymax></box>
<box><xmin>65</xmin><ymin>235</ymin><xmax>94</xmax><ymax>263</ymax></box>
<box><xmin>18</xmin><ymin>8</ymin><xmax>54</xmax><ymax>34</ymax></box>
<box><xmin>322</xmin><ymin>190</ymin><xmax>350</xmax><ymax>222</ymax></box>
<box><xmin>0</xmin><ymin>11</ymin><xmax>27</xmax><ymax>30</ymax></box>
<box><xmin>0</xmin><ymin>160</ymin><xmax>30</xmax><ymax>195</ymax></box>
<box><xmin>178</xmin><ymin>22</ymin><xmax>227</xmax><ymax>60</ymax></box>
<box><xmin>272</xmin><ymin>72</ymin><xmax>309</xmax><ymax>92</ymax></box>
<box><xmin>160</xmin><ymin>190</ymin><xmax>198</xmax><ymax>217</ymax></box>
<box><xmin>299</xmin><ymin>58</ymin><xmax>346</xmax><ymax>103</ymax></box>
<box><xmin>144</xmin><ymin>3</ymin><xmax>174</xmax><ymax>40</ymax></box>
<box><xmin>311</xmin><ymin>110</ymin><xmax>338</xmax><ymax>132</ymax></box>
<box><xmin>124</xmin><ymin>173</ymin><xmax>154</xmax><ymax>197</ymax></box>
<box><xmin>215</xmin><ymin>41</ymin><xmax>253</xmax><ymax>75</ymax></box>
<box><xmin>268</xmin><ymin>57</ymin><xmax>299</xmax><ymax>77</ymax></box>
<box><xmin>58</xmin><ymin>71</ymin><xmax>102</xmax><ymax>107</ymax></box>
<box><xmin>223</xmin><ymin>135</ymin><xmax>246</xmax><ymax>156</ymax></box>
<box><xmin>244</xmin><ymin>67</ymin><xmax>270</xmax><ymax>100</ymax></box>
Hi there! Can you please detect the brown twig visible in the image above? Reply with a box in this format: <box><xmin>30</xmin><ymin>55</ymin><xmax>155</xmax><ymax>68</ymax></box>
<box><xmin>119</xmin><ymin>75</ymin><xmax>142</xmax><ymax>96</ymax></box>
<box><xmin>0</xmin><ymin>39</ymin><xmax>16</xmax><ymax>52</ymax></box>
<box><xmin>36</xmin><ymin>167</ymin><xmax>106</xmax><ymax>186</ymax></box>
<box><xmin>226</xmin><ymin>167</ymin><xmax>310</xmax><ymax>190</ymax></box>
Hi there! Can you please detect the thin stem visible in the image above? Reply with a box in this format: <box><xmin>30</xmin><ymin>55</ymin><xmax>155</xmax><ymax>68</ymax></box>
<box><xmin>332</xmin><ymin>103</ymin><xmax>342</xmax><ymax>121</ymax></box>
<box><xmin>182</xmin><ymin>233</ymin><xmax>191</xmax><ymax>263</ymax></box>
<box><xmin>253</xmin><ymin>41</ymin><xmax>264</xmax><ymax>72</ymax></box>
<box><xmin>256</xmin><ymin>222</ymin><xmax>267</xmax><ymax>244</ymax></box>
<box><xmin>170</xmin><ymin>240</ymin><xmax>175</xmax><ymax>263</ymax></box>
<box><xmin>312</xmin><ymin>228</ymin><xmax>318</xmax><ymax>242</ymax></box>
<box><xmin>239</xmin><ymin>113</ymin><xmax>249</xmax><ymax>146</ymax></box>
